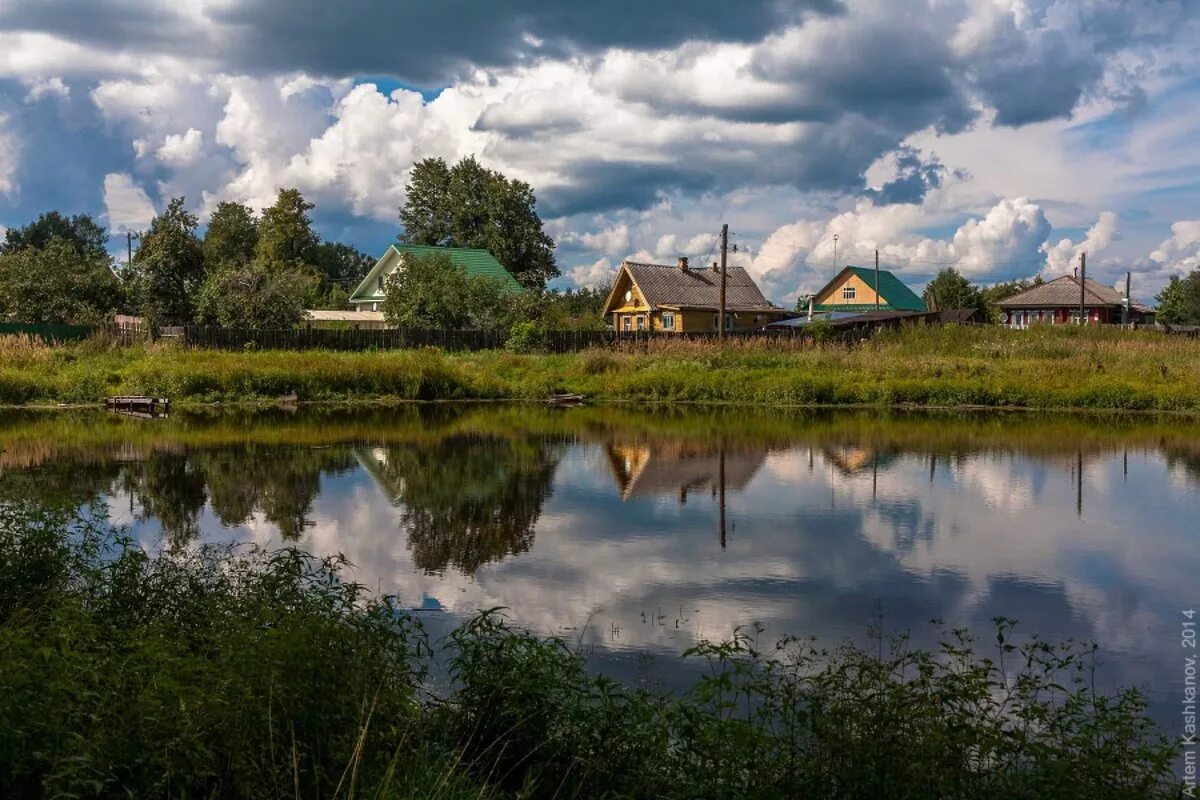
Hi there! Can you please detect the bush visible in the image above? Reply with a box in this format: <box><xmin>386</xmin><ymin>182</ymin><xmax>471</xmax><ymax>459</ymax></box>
<box><xmin>504</xmin><ymin>321</ymin><xmax>548</xmax><ymax>354</ymax></box>
<box><xmin>0</xmin><ymin>507</ymin><xmax>1183</xmax><ymax>799</ymax></box>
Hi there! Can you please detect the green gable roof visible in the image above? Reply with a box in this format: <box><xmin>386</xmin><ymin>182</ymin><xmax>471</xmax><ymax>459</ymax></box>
<box><xmin>814</xmin><ymin>266</ymin><xmax>926</xmax><ymax>312</ymax></box>
<box><xmin>349</xmin><ymin>244</ymin><xmax>523</xmax><ymax>302</ymax></box>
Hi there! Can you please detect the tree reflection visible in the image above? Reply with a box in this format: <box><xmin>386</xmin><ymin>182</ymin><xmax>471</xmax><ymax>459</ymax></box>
<box><xmin>357</xmin><ymin>436</ymin><xmax>561</xmax><ymax>575</ymax></box>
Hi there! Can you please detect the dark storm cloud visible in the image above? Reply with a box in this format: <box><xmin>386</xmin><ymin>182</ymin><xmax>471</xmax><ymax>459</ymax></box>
<box><xmin>0</xmin><ymin>0</ymin><xmax>205</xmax><ymax>54</ymax></box>
<box><xmin>862</xmin><ymin>148</ymin><xmax>950</xmax><ymax>206</ymax></box>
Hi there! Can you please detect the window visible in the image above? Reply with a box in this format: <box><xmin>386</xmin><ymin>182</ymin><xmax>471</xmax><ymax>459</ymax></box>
<box><xmin>713</xmin><ymin>314</ymin><xmax>719</xmax><ymax>330</ymax></box>
<box><xmin>636</xmin><ymin>315</ymin><xmax>646</xmax><ymax>331</ymax></box>
<box><xmin>842</xmin><ymin>285</ymin><xmax>857</xmax><ymax>300</ymax></box>
<box><xmin>377</xmin><ymin>275</ymin><xmax>385</xmax><ymax>293</ymax></box>
<box><xmin>661</xmin><ymin>312</ymin><xmax>675</xmax><ymax>330</ymax></box>
<box><xmin>725</xmin><ymin>314</ymin><xmax>733</xmax><ymax>330</ymax></box>
<box><xmin>371</xmin><ymin>302</ymin><xmax>379</xmax><ymax>312</ymax></box>
<box><xmin>622</xmin><ymin>315</ymin><xmax>632</xmax><ymax>331</ymax></box>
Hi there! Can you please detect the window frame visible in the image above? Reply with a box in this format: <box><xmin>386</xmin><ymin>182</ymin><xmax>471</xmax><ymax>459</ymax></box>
<box><xmin>842</xmin><ymin>284</ymin><xmax>857</xmax><ymax>301</ymax></box>
<box><xmin>661</xmin><ymin>311</ymin><xmax>675</xmax><ymax>331</ymax></box>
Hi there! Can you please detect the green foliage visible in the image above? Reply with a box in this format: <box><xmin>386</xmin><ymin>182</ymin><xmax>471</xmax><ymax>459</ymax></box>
<box><xmin>0</xmin><ymin>210</ymin><xmax>109</xmax><ymax>261</ymax></box>
<box><xmin>0</xmin><ymin>238</ymin><xmax>122</xmax><ymax>323</ymax></box>
<box><xmin>0</xmin><ymin>508</ymin><xmax>1180</xmax><ymax>799</ymax></box>
<box><xmin>400</xmin><ymin>156</ymin><xmax>557</xmax><ymax>289</ymax></box>
<box><xmin>195</xmin><ymin>259</ymin><xmax>312</xmax><ymax>329</ymax></box>
<box><xmin>313</xmin><ymin>241</ymin><xmax>375</xmax><ymax>288</ymax></box>
<box><xmin>1155</xmin><ymin>271</ymin><xmax>1200</xmax><ymax>325</ymax></box>
<box><xmin>129</xmin><ymin>197</ymin><xmax>206</xmax><ymax>327</ymax></box>
<box><xmin>382</xmin><ymin>251</ymin><xmax>518</xmax><ymax>329</ymax></box>
<box><xmin>255</xmin><ymin>188</ymin><xmax>320</xmax><ymax>274</ymax></box>
<box><xmin>923</xmin><ymin>267</ymin><xmax>985</xmax><ymax>313</ymax></box>
<box><xmin>202</xmin><ymin>200</ymin><xmax>259</xmax><ymax>269</ymax></box>
<box><xmin>505</xmin><ymin>321</ymin><xmax>549</xmax><ymax>354</ymax></box>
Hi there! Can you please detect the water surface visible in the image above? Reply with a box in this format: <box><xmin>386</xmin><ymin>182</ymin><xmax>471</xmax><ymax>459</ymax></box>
<box><xmin>2</xmin><ymin>404</ymin><xmax>1196</xmax><ymax>726</ymax></box>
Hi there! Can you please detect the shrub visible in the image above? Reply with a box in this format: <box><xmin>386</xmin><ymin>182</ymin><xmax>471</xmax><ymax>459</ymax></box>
<box><xmin>504</xmin><ymin>321</ymin><xmax>548</xmax><ymax>354</ymax></box>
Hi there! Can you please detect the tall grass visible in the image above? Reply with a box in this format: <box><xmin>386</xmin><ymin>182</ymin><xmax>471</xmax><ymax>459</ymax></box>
<box><xmin>0</xmin><ymin>324</ymin><xmax>1198</xmax><ymax>410</ymax></box>
<box><xmin>0</xmin><ymin>504</ymin><xmax>1182</xmax><ymax>798</ymax></box>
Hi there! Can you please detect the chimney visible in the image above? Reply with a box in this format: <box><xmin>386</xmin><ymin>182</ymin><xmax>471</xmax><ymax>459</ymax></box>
<box><xmin>711</xmin><ymin>261</ymin><xmax>720</xmax><ymax>272</ymax></box>
<box><xmin>677</xmin><ymin>257</ymin><xmax>689</xmax><ymax>272</ymax></box>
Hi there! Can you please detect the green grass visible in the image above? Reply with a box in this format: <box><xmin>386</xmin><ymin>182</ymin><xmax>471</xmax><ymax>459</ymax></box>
<box><xmin>2</xmin><ymin>324</ymin><xmax>1200</xmax><ymax>411</ymax></box>
<box><xmin>0</xmin><ymin>504</ymin><xmax>1183</xmax><ymax>799</ymax></box>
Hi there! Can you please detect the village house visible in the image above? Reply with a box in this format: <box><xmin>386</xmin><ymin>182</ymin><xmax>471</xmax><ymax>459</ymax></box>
<box><xmin>808</xmin><ymin>266</ymin><xmax>926</xmax><ymax>314</ymax></box>
<box><xmin>348</xmin><ymin>244</ymin><xmax>523</xmax><ymax>313</ymax></box>
<box><xmin>601</xmin><ymin>258</ymin><xmax>792</xmax><ymax>333</ymax></box>
<box><xmin>996</xmin><ymin>275</ymin><xmax>1154</xmax><ymax>327</ymax></box>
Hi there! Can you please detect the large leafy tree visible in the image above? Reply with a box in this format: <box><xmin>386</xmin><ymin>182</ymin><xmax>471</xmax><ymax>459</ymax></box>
<box><xmin>311</xmin><ymin>242</ymin><xmax>376</xmax><ymax>309</ymax></box>
<box><xmin>400</xmin><ymin>156</ymin><xmax>557</xmax><ymax>289</ymax></box>
<box><xmin>203</xmin><ymin>201</ymin><xmax>259</xmax><ymax>269</ymax></box>
<box><xmin>1</xmin><ymin>211</ymin><xmax>109</xmax><ymax>261</ymax></box>
<box><xmin>923</xmin><ymin>268</ymin><xmax>985</xmax><ymax>313</ymax></box>
<box><xmin>0</xmin><ymin>237</ymin><xmax>122</xmax><ymax>323</ymax></box>
<box><xmin>194</xmin><ymin>259</ymin><xmax>313</xmax><ymax>329</ymax></box>
<box><xmin>1155</xmin><ymin>271</ymin><xmax>1200</xmax><ymax>325</ymax></box>
<box><xmin>256</xmin><ymin>188</ymin><xmax>319</xmax><ymax>273</ymax></box>
<box><xmin>381</xmin><ymin>251</ymin><xmax>517</xmax><ymax>329</ymax></box>
<box><xmin>129</xmin><ymin>198</ymin><xmax>206</xmax><ymax>327</ymax></box>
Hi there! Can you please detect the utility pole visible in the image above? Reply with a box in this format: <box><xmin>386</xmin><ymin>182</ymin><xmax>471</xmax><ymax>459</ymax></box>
<box><xmin>874</xmin><ymin>249</ymin><xmax>881</xmax><ymax>311</ymax></box>
<box><xmin>1124</xmin><ymin>270</ymin><xmax>1132</xmax><ymax>325</ymax></box>
<box><xmin>719</xmin><ymin>223</ymin><xmax>728</xmax><ymax>342</ymax></box>
<box><xmin>127</xmin><ymin>231</ymin><xmax>133</xmax><ymax>269</ymax></box>
<box><xmin>1078</xmin><ymin>251</ymin><xmax>1087</xmax><ymax>325</ymax></box>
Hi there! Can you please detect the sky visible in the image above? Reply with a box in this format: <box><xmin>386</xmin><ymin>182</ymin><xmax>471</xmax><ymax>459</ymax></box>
<box><xmin>1</xmin><ymin>0</ymin><xmax>1199</xmax><ymax>304</ymax></box>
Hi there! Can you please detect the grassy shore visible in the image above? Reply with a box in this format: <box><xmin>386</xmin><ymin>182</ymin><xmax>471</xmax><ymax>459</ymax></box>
<box><xmin>2</xmin><ymin>324</ymin><xmax>1199</xmax><ymax>411</ymax></box>
<box><xmin>0</xmin><ymin>505</ymin><xmax>1182</xmax><ymax>799</ymax></box>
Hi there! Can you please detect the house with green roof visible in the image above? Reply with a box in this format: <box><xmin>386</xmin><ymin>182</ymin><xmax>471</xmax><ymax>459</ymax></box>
<box><xmin>348</xmin><ymin>244</ymin><xmax>523</xmax><ymax>312</ymax></box>
<box><xmin>810</xmin><ymin>266</ymin><xmax>926</xmax><ymax>313</ymax></box>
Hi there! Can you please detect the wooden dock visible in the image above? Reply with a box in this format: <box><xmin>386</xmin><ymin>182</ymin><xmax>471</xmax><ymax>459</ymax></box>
<box><xmin>105</xmin><ymin>396</ymin><xmax>170</xmax><ymax>416</ymax></box>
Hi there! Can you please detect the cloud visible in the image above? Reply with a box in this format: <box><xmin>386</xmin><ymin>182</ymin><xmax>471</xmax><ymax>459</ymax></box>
<box><xmin>567</xmin><ymin>257</ymin><xmax>615</xmax><ymax>288</ymax></box>
<box><xmin>102</xmin><ymin>172</ymin><xmax>156</xmax><ymax>232</ymax></box>
<box><xmin>1148</xmin><ymin>220</ymin><xmax>1200</xmax><ymax>275</ymax></box>
<box><xmin>22</xmin><ymin>76</ymin><xmax>70</xmax><ymax>103</ymax></box>
<box><xmin>863</xmin><ymin>147</ymin><xmax>952</xmax><ymax>206</ymax></box>
<box><xmin>1042</xmin><ymin>212</ymin><xmax>1118</xmax><ymax>275</ymax></box>
<box><xmin>750</xmin><ymin>196</ymin><xmax>1054</xmax><ymax>301</ymax></box>
<box><xmin>0</xmin><ymin>114</ymin><xmax>16</xmax><ymax>196</ymax></box>
<box><xmin>156</xmin><ymin>127</ymin><xmax>203</xmax><ymax>165</ymax></box>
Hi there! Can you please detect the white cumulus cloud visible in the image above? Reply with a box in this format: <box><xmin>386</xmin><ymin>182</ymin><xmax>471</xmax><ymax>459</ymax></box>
<box><xmin>23</xmin><ymin>76</ymin><xmax>69</xmax><ymax>103</ymax></box>
<box><xmin>156</xmin><ymin>128</ymin><xmax>203</xmax><ymax>165</ymax></box>
<box><xmin>103</xmin><ymin>173</ymin><xmax>156</xmax><ymax>232</ymax></box>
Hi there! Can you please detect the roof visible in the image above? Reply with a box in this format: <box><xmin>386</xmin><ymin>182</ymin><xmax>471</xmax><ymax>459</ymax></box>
<box><xmin>606</xmin><ymin>261</ymin><xmax>779</xmax><ymax>313</ymax></box>
<box><xmin>814</xmin><ymin>266</ymin><xmax>926</xmax><ymax>312</ymax></box>
<box><xmin>303</xmin><ymin>309</ymin><xmax>386</xmax><ymax>322</ymax></box>
<box><xmin>996</xmin><ymin>275</ymin><xmax>1152</xmax><ymax>311</ymax></box>
<box><xmin>349</xmin><ymin>244</ymin><xmax>523</xmax><ymax>302</ymax></box>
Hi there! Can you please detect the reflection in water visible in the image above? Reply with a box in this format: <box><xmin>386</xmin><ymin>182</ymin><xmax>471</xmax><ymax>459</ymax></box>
<box><xmin>0</xmin><ymin>405</ymin><xmax>1197</xmax><ymax>730</ymax></box>
<box><xmin>357</xmin><ymin>435</ymin><xmax>561</xmax><ymax>574</ymax></box>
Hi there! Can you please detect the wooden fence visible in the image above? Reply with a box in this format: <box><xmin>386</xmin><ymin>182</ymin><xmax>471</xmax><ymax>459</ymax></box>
<box><xmin>177</xmin><ymin>325</ymin><xmax>836</xmax><ymax>353</ymax></box>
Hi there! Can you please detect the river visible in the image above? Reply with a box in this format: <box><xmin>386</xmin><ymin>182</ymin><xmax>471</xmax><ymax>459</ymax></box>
<box><xmin>1</xmin><ymin>403</ymin><xmax>1196</xmax><ymax>730</ymax></box>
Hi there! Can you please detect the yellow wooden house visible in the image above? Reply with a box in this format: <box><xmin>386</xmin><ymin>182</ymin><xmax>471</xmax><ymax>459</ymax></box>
<box><xmin>810</xmin><ymin>266</ymin><xmax>926</xmax><ymax>313</ymax></box>
<box><xmin>601</xmin><ymin>258</ymin><xmax>792</xmax><ymax>333</ymax></box>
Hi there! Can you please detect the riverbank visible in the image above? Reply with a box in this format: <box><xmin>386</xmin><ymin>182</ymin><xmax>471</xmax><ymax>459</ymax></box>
<box><xmin>2</xmin><ymin>324</ymin><xmax>1198</xmax><ymax>411</ymax></box>
<box><xmin>0</xmin><ymin>506</ymin><xmax>1182</xmax><ymax>798</ymax></box>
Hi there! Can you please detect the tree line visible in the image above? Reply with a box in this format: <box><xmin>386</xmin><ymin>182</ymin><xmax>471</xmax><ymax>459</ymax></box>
<box><xmin>0</xmin><ymin>191</ymin><xmax>375</xmax><ymax>329</ymax></box>
<box><xmin>0</xmin><ymin>155</ymin><xmax>611</xmax><ymax>333</ymax></box>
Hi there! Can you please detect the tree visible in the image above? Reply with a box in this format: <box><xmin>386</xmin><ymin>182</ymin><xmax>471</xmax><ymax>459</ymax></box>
<box><xmin>381</xmin><ymin>251</ymin><xmax>516</xmax><ymax>329</ymax></box>
<box><xmin>1</xmin><ymin>211</ymin><xmax>108</xmax><ymax>261</ymax></box>
<box><xmin>195</xmin><ymin>260</ymin><xmax>312</xmax><ymax>329</ymax></box>
<box><xmin>923</xmin><ymin>268</ymin><xmax>984</xmax><ymax>313</ymax></box>
<box><xmin>128</xmin><ymin>198</ymin><xmax>206</xmax><ymax>326</ymax></box>
<box><xmin>256</xmin><ymin>188</ymin><xmax>319</xmax><ymax>273</ymax></box>
<box><xmin>0</xmin><ymin>237</ymin><xmax>122</xmax><ymax>323</ymax></box>
<box><xmin>311</xmin><ymin>242</ymin><xmax>376</xmax><ymax>309</ymax></box>
<box><xmin>1155</xmin><ymin>272</ymin><xmax>1200</xmax><ymax>325</ymax></box>
<box><xmin>400</xmin><ymin>156</ymin><xmax>557</xmax><ymax>289</ymax></box>
<box><xmin>203</xmin><ymin>201</ymin><xmax>259</xmax><ymax>269</ymax></box>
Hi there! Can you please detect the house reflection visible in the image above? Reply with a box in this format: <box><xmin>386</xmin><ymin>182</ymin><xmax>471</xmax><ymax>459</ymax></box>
<box><xmin>605</xmin><ymin>442</ymin><xmax>766</xmax><ymax>503</ymax></box>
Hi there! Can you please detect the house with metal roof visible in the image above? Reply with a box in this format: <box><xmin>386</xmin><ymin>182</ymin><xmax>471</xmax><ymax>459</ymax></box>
<box><xmin>348</xmin><ymin>244</ymin><xmax>523</xmax><ymax>312</ymax></box>
<box><xmin>810</xmin><ymin>266</ymin><xmax>926</xmax><ymax>313</ymax></box>
<box><xmin>601</xmin><ymin>257</ymin><xmax>793</xmax><ymax>333</ymax></box>
<box><xmin>995</xmin><ymin>275</ymin><xmax>1154</xmax><ymax>327</ymax></box>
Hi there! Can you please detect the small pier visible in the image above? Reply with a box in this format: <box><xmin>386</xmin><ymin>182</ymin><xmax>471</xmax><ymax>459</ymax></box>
<box><xmin>547</xmin><ymin>392</ymin><xmax>586</xmax><ymax>407</ymax></box>
<box><xmin>105</xmin><ymin>396</ymin><xmax>171</xmax><ymax>418</ymax></box>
